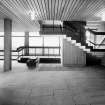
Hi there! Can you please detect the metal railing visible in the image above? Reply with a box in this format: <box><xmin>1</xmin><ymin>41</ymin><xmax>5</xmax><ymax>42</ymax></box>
<box><xmin>0</xmin><ymin>46</ymin><xmax>61</xmax><ymax>60</ymax></box>
<box><xmin>86</xmin><ymin>29</ymin><xmax>105</xmax><ymax>50</ymax></box>
<box><xmin>0</xmin><ymin>50</ymin><xmax>18</xmax><ymax>60</ymax></box>
<box><xmin>17</xmin><ymin>46</ymin><xmax>61</xmax><ymax>59</ymax></box>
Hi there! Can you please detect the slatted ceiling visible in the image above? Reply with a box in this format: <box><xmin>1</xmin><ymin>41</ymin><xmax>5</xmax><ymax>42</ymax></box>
<box><xmin>74</xmin><ymin>0</ymin><xmax>90</xmax><ymax>20</ymax></box>
<box><xmin>51</xmin><ymin>0</ymin><xmax>55</xmax><ymax>20</ymax></box>
<box><xmin>3</xmin><ymin>0</ymin><xmax>30</xmax><ymax>25</ymax></box>
<box><xmin>35</xmin><ymin>0</ymin><xmax>44</xmax><ymax>19</ymax></box>
<box><xmin>60</xmin><ymin>0</ymin><xmax>69</xmax><ymax>20</ymax></box>
<box><xmin>44</xmin><ymin>0</ymin><xmax>48</xmax><ymax>19</ymax></box>
<box><xmin>58</xmin><ymin>0</ymin><xmax>66</xmax><ymax>20</ymax></box>
<box><xmin>68</xmin><ymin>0</ymin><xmax>83</xmax><ymax>20</ymax></box>
<box><xmin>51</xmin><ymin>0</ymin><xmax>53</xmax><ymax>19</ymax></box>
<box><xmin>85</xmin><ymin>0</ymin><xmax>103</xmax><ymax>16</ymax></box>
<box><xmin>0</xmin><ymin>6</ymin><xmax>8</xmax><ymax>19</ymax></box>
<box><xmin>65</xmin><ymin>0</ymin><xmax>77</xmax><ymax>20</ymax></box>
<box><xmin>3</xmin><ymin>0</ymin><xmax>39</xmax><ymax>28</ymax></box>
<box><xmin>55</xmin><ymin>0</ymin><xmax>60</xmax><ymax>20</ymax></box>
<box><xmin>51</xmin><ymin>0</ymin><xmax>54</xmax><ymax>20</ymax></box>
<box><xmin>59</xmin><ymin>0</ymin><xmax>66</xmax><ymax>20</ymax></box>
<box><xmin>42</xmin><ymin>0</ymin><xmax>47</xmax><ymax>19</ymax></box>
<box><xmin>48</xmin><ymin>0</ymin><xmax>51</xmax><ymax>20</ymax></box>
<box><xmin>55</xmin><ymin>0</ymin><xmax>61</xmax><ymax>20</ymax></box>
<box><xmin>38</xmin><ymin>0</ymin><xmax>46</xmax><ymax>20</ymax></box>
<box><xmin>0</xmin><ymin>2</ymin><xmax>21</xmax><ymax>22</ymax></box>
<box><xmin>69</xmin><ymin>0</ymin><xmax>81</xmax><ymax>19</ymax></box>
<box><xmin>1</xmin><ymin>0</ymin><xmax>28</xmax><ymax>24</ymax></box>
<box><xmin>72</xmin><ymin>0</ymin><xmax>89</xmax><ymax>20</ymax></box>
<box><xmin>61</xmin><ymin>0</ymin><xmax>73</xmax><ymax>20</ymax></box>
<box><xmin>54</xmin><ymin>0</ymin><xmax>58</xmax><ymax>20</ymax></box>
<box><xmin>78</xmin><ymin>0</ymin><xmax>103</xmax><ymax>21</ymax></box>
<box><xmin>1</xmin><ymin>0</ymin><xmax>105</xmax><ymax>31</ymax></box>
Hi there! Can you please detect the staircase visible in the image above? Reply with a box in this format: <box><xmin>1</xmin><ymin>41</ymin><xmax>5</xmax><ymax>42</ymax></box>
<box><xmin>65</xmin><ymin>36</ymin><xmax>105</xmax><ymax>66</ymax></box>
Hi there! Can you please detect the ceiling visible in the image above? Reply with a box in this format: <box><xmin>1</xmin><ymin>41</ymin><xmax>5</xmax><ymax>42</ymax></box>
<box><xmin>0</xmin><ymin>0</ymin><xmax>105</xmax><ymax>31</ymax></box>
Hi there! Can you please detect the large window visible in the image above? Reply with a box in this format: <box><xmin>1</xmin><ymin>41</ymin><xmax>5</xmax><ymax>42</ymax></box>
<box><xmin>0</xmin><ymin>32</ymin><xmax>4</xmax><ymax>59</ymax></box>
<box><xmin>29</xmin><ymin>37</ymin><xmax>43</xmax><ymax>46</ymax></box>
<box><xmin>29</xmin><ymin>36</ymin><xmax>61</xmax><ymax>56</ymax></box>
<box><xmin>44</xmin><ymin>36</ymin><xmax>60</xmax><ymax>47</ymax></box>
<box><xmin>43</xmin><ymin>36</ymin><xmax>60</xmax><ymax>55</ymax></box>
<box><xmin>29</xmin><ymin>37</ymin><xmax>43</xmax><ymax>55</ymax></box>
<box><xmin>12</xmin><ymin>32</ymin><xmax>25</xmax><ymax>50</ymax></box>
<box><xmin>0</xmin><ymin>31</ymin><xmax>62</xmax><ymax>60</ymax></box>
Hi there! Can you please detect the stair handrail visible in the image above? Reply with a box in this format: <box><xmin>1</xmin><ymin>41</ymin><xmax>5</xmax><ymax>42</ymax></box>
<box><xmin>87</xmin><ymin>40</ymin><xmax>105</xmax><ymax>46</ymax></box>
<box><xmin>97</xmin><ymin>38</ymin><xmax>105</xmax><ymax>48</ymax></box>
<box><xmin>16</xmin><ymin>46</ymin><xmax>25</xmax><ymax>52</ymax></box>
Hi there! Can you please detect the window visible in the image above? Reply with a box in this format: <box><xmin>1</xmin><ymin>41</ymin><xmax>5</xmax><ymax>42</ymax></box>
<box><xmin>44</xmin><ymin>36</ymin><xmax>59</xmax><ymax>47</ymax></box>
<box><xmin>12</xmin><ymin>37</ymin><xmax>24</xmax><ymax>50</ymax></box>
<box><xmin>29</xmin><ymin>37</ymin><xmax>43</xmax><ymax>46</ymax></box>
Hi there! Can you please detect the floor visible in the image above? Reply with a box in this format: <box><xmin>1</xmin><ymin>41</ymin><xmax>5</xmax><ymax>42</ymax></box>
<box><xmin>0</xmin><ymin>61</ymin><xmax>105</xmax><ymax>105</ymax></box>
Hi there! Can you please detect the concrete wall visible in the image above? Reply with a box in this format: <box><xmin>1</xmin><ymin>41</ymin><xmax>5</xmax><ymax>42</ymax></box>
<box><xmin>63</xmin><ymin>39</ymin><xmax>86</xmax><ymax>66</ymax></box>
<box><xmin>63</xmin><ymin>21</ymin><xmax>86</xmax><ymax>45</ymax></box>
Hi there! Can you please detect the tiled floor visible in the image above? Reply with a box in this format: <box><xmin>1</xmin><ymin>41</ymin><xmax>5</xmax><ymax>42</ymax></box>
<box><xmin>0</xmin><ymin>61</ymin><xmax>105</xmax><ymax>105</ymax></box>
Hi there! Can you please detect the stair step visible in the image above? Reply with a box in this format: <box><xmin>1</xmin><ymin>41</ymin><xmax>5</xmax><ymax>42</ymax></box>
<box><xmin>66</xmin><ymin>37</ymin><xmax>105</xmax><ymax>58</ymax></box>
<box><xmin>91</xmin><ymin>49</ymin><xmax>105</xmax><ymax>52</ymax></box>
<box><xmin>79</xmin><ymin>46</ymin><xmax>86</xmax><ymax>49</ymax></box>
<box><xmin>67</xmin><ymin>37</ymin><xmax>71</xmax><ymax>41</ymax></box>
<box><xmin>71</xmin><ymin>40</ymin><xmax>76</xmax><ymax>44</ymax></box>
<box><xmin>75</xmin><ymin>43</ymin><xmax>81</xmax><ymax>47</ymax></box>
<box><xmin>83</xmin><ymin>48</ymin><xmax>90</xmax><ymax>52</ymax></box>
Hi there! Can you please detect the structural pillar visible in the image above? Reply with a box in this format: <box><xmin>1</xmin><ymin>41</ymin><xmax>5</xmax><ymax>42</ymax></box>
<box><xmin>24</xmin><ymin>32</ymin><xmax>29</xmax><ymax>55</ymax></box>
<box><xmin>4</xmin><ymin>18</ymin><xmax>12</xmax><ymax>72</ymax></box>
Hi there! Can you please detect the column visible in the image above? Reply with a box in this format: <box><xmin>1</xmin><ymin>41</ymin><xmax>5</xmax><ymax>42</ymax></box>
<box><xmin>4</xmin><ymin>18</ymin><xmax>12</xmax><ymax>72</ymax></box>
<box><xmin>24</xmin><ymin>32</ymin><xmax>29</xmax><ymax>55</ymax></box>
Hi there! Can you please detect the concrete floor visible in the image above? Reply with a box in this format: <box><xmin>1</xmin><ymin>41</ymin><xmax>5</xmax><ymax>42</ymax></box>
<box><xmin>0</xmin><ymin>61</ymin><xmax>105</xmax><ymax>105</ymax></box>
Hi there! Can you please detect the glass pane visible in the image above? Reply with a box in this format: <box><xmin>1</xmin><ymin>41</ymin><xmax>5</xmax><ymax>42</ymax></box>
<box><xmin>0</xmin><ymin>32</ymin><xmax>4</xmax><ymax>36</ymax></box>
<box><xmin>36</xmin><ymin>48</ymin><xmax>42</xmax><ymax>55</ymax></box>
<box><xmin>29</xmin><ymin>37</ymin><xmax>43</xmax><ymax>46</ymax></box>
<box><xmin>12</xmin><ymin>52</ymin><xmax>17</xmax><ymax>56</ymax></box>
<box><xmin>29</xmin><ymin>49</ymin><xmax>35</xmax><ymax>55</ymax></box>
<box><xmin>12</xmin><ymin>32</ymin><xmax>25</xmax><ymax>36</ymax></box>
<box><xmin>44</xmin><ymin>48</ymin><xmax>49</xmax><ymax>54</ymax></box>
<box><xmin>12</xmin><ymin>56</ymin><xmax>17</xmax><ymax>60</ymax></box>
<box><xmin>49</xmin><ymin>49</ymin><xmax>54</xmax><ymax>55</ymax></box>
<box><xmin>0</xmin><ymin>56</ymin><xmax>4</xmax><ymax>60</ymax></box>
<box><xmin>0</xmin><ymin>37</ymin><xmax>4</xmax><ymax>50</ymax></box>
<box><xmin>54</xmin><ymin>49</ymin><xmax>59</xmax><ymax>55</ymax></box>
<box><xmin>12</xmin><ymin>37</ymin><xmax>24</xmax><ymax>50</ymax></box>
<box><xmin>96</xmin><ymin>35</ymin><xmax>105</xmax><ymax>44</ymax></box>
<box><xmin>44</xmin><ymin>36</ymin><xmax>59</xmax><ymax>47</ymax></box>
<box><xmin>29</xmin><ymin>32</ymin><xmax>40</xmax><ymax>36</ymax></box>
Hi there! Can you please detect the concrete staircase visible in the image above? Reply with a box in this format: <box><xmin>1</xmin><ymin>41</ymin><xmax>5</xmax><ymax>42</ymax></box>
<box><xmin>65</xmin><ymin>36</ymin><xmax>105</xmax><ymax>65</ymax></box>
<box><xmin>66</xmin><ymin>37</ymin><xmax>91</xmax><ymax>53</ymax></box>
